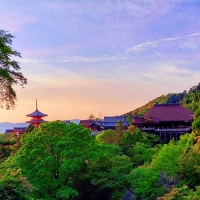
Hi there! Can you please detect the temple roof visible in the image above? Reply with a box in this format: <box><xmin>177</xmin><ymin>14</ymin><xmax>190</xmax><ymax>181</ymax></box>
<box><xmin>133</xmin><ymin>116</ymin><xmax>145</xmax><ymax>124</ymax></box>
<box><xmin>103</xmin><ymin>116</ymin><xmax>128</xmax><ymax>127</ymax></box>
<box><xmin>79</xmin><ymin>120</ymin><xmax>92</xmax><ymax>127</ymax></box>
<box><xmin>26</xmin><ymin>109</ymin><xmax>48</xmax><ymax>117</ymax></box>
<box><xmin>89</xmin><ymin>121</ymin><xmax>103</xmax><ymax>126</ymax></box>
<box><xmin>142</xmin><ymin>104</ymin><xmax>193</xmax><ymax>122</ymax></box>
<box><xmin>5</xmin><ymin>129</ymin><xmax>14</xmax><ymax>134</ymax></box>
<box><xmin>14</xmin><ymin>127</ymin><xmax>27</xmax><ymax>131</ymax></box>
<box><xmin>104</xmin><ymin>116</ymin><xmax>127</xmax><ymax>122</ymax></box>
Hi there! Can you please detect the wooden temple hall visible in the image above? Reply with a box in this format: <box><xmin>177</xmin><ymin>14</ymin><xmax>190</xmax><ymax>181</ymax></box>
<box><xmin>133</xmin><ymin>103</ymin><xmax>194</xmax><ymax>142</ymax></box>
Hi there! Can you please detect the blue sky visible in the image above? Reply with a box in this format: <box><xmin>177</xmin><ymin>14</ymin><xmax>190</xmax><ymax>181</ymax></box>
<box><xmin>1</xmin><ymin>0</ymin><xmax>200</xmax><ymax>122</ymax></box>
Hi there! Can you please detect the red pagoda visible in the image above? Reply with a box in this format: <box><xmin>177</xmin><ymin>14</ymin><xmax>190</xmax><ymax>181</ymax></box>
<box><xmin>26</xmin><ymin>100</ymin><xmax>48</xmax><ymax>127</ymax></box>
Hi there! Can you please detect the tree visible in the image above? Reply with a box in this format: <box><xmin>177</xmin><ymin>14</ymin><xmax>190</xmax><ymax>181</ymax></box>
<box><xmin>127</xmin><ymin>166</ymin><xmax>165</xmax><ymax>200</ymax></box>
<box><xmin>0</xmin><ymin>133</ymin><xmax>19</xmax><ymax>161</ymax></box>
<box><xmin>0</xmin><ymin>166</ymin><xmax>32</xmax><ymax>200</ymax></box>
<box><xmin>12</xmin><ymin>121</ymin><xmax>134</xmax><ymax>199</ymax></box>
<box><xmin>96</xmin><ymin>129</ymin><xmax>119</xmax><ymax>144</ymax></box>
<box><xmin>14</xmin><ymin>121</ymin><xmax>96</xmax><ymax>199</ymax></box>
<box><xmin>25</xmin><ymin>124</ymin><xmax>34</xmax><ymax>133</ymax></box>
<box><xmin>0</xmin><ymin>30</ymin><xmax>27</xmax><ymax>109</ymax></box>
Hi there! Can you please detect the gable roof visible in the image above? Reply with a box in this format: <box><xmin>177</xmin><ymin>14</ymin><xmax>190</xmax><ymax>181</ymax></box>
<box><xmin>89</xmin><ymin>121</ymin><xmax>103</xmax><ymax>126</ymax></box>
<box><xmin>142</xmin><ymin>104</ymin><xmax>193</xmax><ymax>122</ymax></box>
<box><xmin>103</xmin><ymin>116</ymin><xmax>128</xmax><ymax>127</ymax></box>
<box><xmin>133</xmin><ymin>116</ymin><xmax>145</xmax><ymax>124</ymax></box>
<box><xmin>5</xmin><ymin>129</ymin><xmax>14</xmax><ymax>134</ymax></box>
<box><xmin>104</xmin><ymin>116</ymin><xmax>127</xmax><ymax>122</ymax></box>
<box><xmin>26</xmin><ymin>110</ymin><xmax>48</xmax><ymax>117</ymax></box>
<box><xmin>14</xmin><ymin>127</ymin><xmax>27</xmax><ymax>131</ymax></box>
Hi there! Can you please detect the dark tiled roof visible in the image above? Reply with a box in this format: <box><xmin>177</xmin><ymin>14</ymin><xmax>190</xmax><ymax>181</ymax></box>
<box><xmin>79</xmin><ymin>120</ymin><xmax>92</xmax><ymax>127</ymax></box>
<box><xmin>104</xmin><ymin>116</ymin><xmax>127</xmax><ymax>122</ymax></box>
<box><xmin>133</xmin><ymin>117</ymin><xmax>145</xmax><ymax>124</ymax></box>
<box><xmin>5</xmin><ymin>129</ymin><xmax>14</xmax><ymax>133</ymax></box>
<box><xmin>104</xmin><ymin>122</ymin><xmax>128</xmax><ymax>127</ymax></box>
<box><xmin>14</xmin><ymin>127</ymin><xmax>27</xmax><ymax>131</ymax></box>
<box><xmin>143</xmin><ymin>104</ymin><xmax>193</xmax><ymax>122</ymax></box>
<box><xmin>26</xmin><ymin>110</ymin><xmax>48</xmax><ymax>117</ymax></box>
<box><xmin>103</xmin><ymin>116</ymin><xmax>128</xmax><ymax>127</ymax></box>
<box><xmin>89</xmin><ymin>121</ymin><xmax>103</xmax><ymax>126</ymax></box>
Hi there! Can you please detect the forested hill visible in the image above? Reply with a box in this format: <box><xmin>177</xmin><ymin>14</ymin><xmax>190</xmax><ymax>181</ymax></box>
<box><xmin>127</xmin><ymin>82</ymin><xmax>200</xmax><ymax>117</ymax></box>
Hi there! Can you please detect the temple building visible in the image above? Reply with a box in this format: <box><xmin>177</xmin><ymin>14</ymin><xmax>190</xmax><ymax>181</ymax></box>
<box><xmin>26</xmin><ymin>100</ymin><xmax>48</xmax><ymax>127</ymax></box>
<box><xmin>79</xmin><ymin>120</ymin><xmax>102</xmax><ymax>134</ymax></box>
<box><xmin>5</xmin><ymin>127</ymin><xmax>27</xmax><ymax>136</ymax></box>
<box><xmin>133</xmin><ymin>103</ymin><xmax>194</xmax><ymax>141</ymax></box>
<box><xmin>103</xmin><ymin>116</ymin><xmax>128</xmax><ymax>130</ymax></box>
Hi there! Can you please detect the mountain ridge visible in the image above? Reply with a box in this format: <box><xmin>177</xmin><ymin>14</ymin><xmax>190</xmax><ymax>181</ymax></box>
<box><xmin>126</xmin><ymin>82</ymin><xmax>200</xmax><ymax>117</ymax></box>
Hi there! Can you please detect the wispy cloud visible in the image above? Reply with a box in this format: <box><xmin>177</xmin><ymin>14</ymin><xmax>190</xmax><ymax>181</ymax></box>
<box><xmin>126</xmin><ymin>32</ymin><xmax>200</xmax><ymax>52</ymax></box>
<box><xmin>179</xmin><ymin>42</ymin><xmax>198</xmax><ymax>51</ymax></box>
<box><xmin>19</xmin><ymin>55</ymin><xmax>131</xmax><ymax>63</ymax></box>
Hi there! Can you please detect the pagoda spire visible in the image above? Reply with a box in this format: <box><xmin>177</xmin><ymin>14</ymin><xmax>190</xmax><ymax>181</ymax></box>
<box><xmin>36</xmin><ymin>99</ymin><xmax>38</xmax><ymax>110</ymax></box>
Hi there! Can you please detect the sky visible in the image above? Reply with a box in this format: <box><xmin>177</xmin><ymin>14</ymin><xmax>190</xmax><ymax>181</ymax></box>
<box><xmin>1</xmin><ymin>0</ymin><xmax>200</xmax><ymax>123</ymax></box>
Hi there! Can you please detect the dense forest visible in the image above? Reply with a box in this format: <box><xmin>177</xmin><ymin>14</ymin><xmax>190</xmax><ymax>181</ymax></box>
<box><xmin>0</xmin><ymin>83</ymin><xmax>200</xmax><ymax>199</ymax></box>
<box><xmin>127</xmin><ymin>82</ymin><xmax>200</xmax><ymax>117</ymax></box>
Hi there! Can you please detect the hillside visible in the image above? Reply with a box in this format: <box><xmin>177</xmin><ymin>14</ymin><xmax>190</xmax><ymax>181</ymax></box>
<box><xmin>127</xmin><ymin>82</ymin><xmax>200</xmax><ymax>117</ymax></box>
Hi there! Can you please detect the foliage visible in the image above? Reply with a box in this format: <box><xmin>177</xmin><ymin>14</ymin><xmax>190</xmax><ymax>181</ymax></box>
<box><xmin>0</xmin><ymin>30</ymin><xmax>27</xmax><ymax>109</ymax></box>
<box><xmin>96</xmin><ymin>129</ymin><xmax>119</xmax><ymax>144</ymax></box>
<box><xmin>87</xmin><ymin>146</ymin><xmax>132</xmax><ymax>199</ymax></box>
<box><xmin>0</xmin><ymin>133</ymin><xmax>19</xmax><ymax>161</ymax></box>
<box><xmin>128</xmin><ymin>166</ymin><xmax>165</xmax><ymax>200</ymax></box>
<box><xmin>0</xmin><ymin>162</ymin><xmax>32</xmax><ymax>200</ymax></box>
<box><xmin>11</xmin><ymin>121</ymin><xmax>134</xmax><ymax>199</ymax></box>
<box><xmin>96</xmin><ymin>121</ymin><xmax>126</xmax><ymax>145</ymax></box>
<box><xmin>25</xmin><ymin>124</ymin><xmax>34</xmax><ymax>133</ymax></box>
<box><xmin>14</xmin><ymin>121</ymin><xmax>95</xmax><ymax>199</ymax></box>
<box><xmin>157</xmin><ymin>185</ymin><xmax>200</xmax><ymax>200</ymax></box>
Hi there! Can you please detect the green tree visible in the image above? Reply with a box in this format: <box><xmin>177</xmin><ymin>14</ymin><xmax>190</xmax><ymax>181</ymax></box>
<box><xmin>25</xmin><ymin>124</ymin><xmax>34</xmax><ymax>133</ymax></box>
<box><xmin>128</xmin><ymin>166</ymin><xmax>165</xmax><ymax>200</ymax></box>
<box><xmin>0</xmin><ymin>133</ymin><xmax>19</xmax><ymax>161</ymax></box>
<box><xmin>0</xmin><ymin>30</ymin><xmax>27</xmax><ymax>109</ymax></box>
<box><xmin>96</xmin><ymin>129</ymin><xmax>119</xmax><ymax>145</ymax></box>
<box><xmin>87</xmin><ymin>144</ymin><xmax>132</xmax><ymax>199</ymax></box>
<box><xmin>14</xmin><ymin>121</ymin><xmax>96</xmax><ymax>199</ymax></box>
<box><xmin>12</xmin><ymin>121</ymin><xmax>135</xmax><ymax>199</ymax></box>
<box><xmin>0</xmin><ymin>166</ymin><xmax>32</xmax><ymax>200</ymax></box>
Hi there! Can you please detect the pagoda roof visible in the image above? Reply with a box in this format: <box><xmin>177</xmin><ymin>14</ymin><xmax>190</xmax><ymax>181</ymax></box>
<box><xmin>26</xmin><ymin>109</ymin><xmax>48</xmax><ymax>117</ymax></box>
<box><xmin>142</xmin><ymin>104</ymin><xmax>193</xmax><ymax>122</ymax></box>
